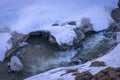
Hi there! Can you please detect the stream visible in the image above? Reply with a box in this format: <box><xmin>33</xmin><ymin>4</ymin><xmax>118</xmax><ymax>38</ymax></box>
<box><xmin>0</xmin><ymin>30</ymin><xmax>116</xmax><ymax>80</ymax></box>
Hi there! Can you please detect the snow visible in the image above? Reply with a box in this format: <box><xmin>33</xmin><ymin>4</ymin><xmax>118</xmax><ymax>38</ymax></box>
<box><xmin>0</xmin><ymin>0</ymin><xmax>118</xmax><ymax>61</ymax></box>
<box><xmin>0</xmin><ymin>33</ymin><xmax>11</xmax><ymax>61</ymax></box>
<box><xmin>40</xmin><ymin>25</ymin><xmax>77</xmax><ymax>45</ymax></box>
<box><xmin>25</xmin><ymin>43</ymin><xmax>120</xmax><ymax>80</ymax></box>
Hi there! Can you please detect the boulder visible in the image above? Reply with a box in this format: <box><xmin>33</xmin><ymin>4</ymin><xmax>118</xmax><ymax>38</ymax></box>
<box><xmin>75</xmin><ymin>71</ymin><xmax>92</xmax><ymax>80</ymax></box>
<box><xmin>9</xmin><ymin>56</ymin><xmax>23</xmax><ymax>71</ymax></box>
<box><xmin>93</xmin><ymin>67</ymin><xmax>120</xmax><ymax>80</ymax></box>
<box><xmin>90</xmin><ymin>61</ymin><xmax>106</xmax><ymax>67</ymax></box>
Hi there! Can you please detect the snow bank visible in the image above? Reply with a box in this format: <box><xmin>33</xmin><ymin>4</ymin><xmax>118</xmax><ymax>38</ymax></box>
<box><xmin>0</xmin><ymin>33</ymin><xmax>11</xmax><ymax>61</ymax></box>
<box><xmin>7</xmin><ymin>0</ymin><xmax>116</xmax><ymax>45</ymax></box>
<box><xmin>0</xmin><ymin>0</ymin><xmax>118</xmax><ymax>60</ymax></box>
<box><xmin>25</xmin><ymin>43</ymin><xmax>120</xmax><ymax>80</ymax></box>
<box><xmin>4</xmin><ymin>0</ymin><xmax>118</xmax><ymax>44</ymax></box>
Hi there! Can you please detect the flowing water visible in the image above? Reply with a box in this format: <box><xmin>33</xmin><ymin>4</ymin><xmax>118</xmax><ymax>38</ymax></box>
<box><xmin>0</xmin><ymin>31</ymin><xmax>116</xmax><ymax>80</ymax></box>
<box><xmin>19</xmin><ymin>35</ymin><xmax>76</xmax><ymax>74</ymax></box>
<box><xmin>74</xmin><ymin>31</ymin><xmax>116</xmax><ymax>63</ymax></box>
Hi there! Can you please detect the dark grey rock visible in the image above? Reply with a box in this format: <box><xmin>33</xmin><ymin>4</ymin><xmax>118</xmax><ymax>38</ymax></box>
<box><xmin>111</xmin><ymin>8</ymin><xmax>120</xmax><ymax>22</ymax></box>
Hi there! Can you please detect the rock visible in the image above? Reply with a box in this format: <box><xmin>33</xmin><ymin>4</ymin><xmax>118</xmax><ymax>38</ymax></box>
<box><xmin>75</xmin><ymin>71</ymin><xmax>92</xmax><ymax>80</ymax></box>
<box><xmin>111</xmin><ymin>8</ymin><xmax>120</xmax><ymax>22</ymax></box>
<box><xmin>90</xmin><ymin>61</ymin><xmax>106</xmax><ymax>67</ymax></box>
<box><xmin>93</xmin><ymin>67</ymin><xmax>120</xmax><ymax>80</ymax></box>
<box><xmin>58</xmin><ymin>44</ymin><xmax>72</xmax><ymax>50</ymax></box>
<box><xmin>48</xmin><ymin>35</ymin><xmax>57</xmax><ymax>43</ymax></box>
<box><xmin>80</xmin><ymin>17</ymin><xmax>94</xmax><ymax>33</ymax></box>
<box><xmin>9</xmin><ymin>56</ymin><xmax>23</xmax><ymax>71</ymax></box>
<box><xmin>69</xmin><ymin>58</ymin><xmax>81</xmax><ymax>66</ymax></box>
<box><xmin>74</xmin><ymin>28</ymin><xmax>85</xmax><ymax>40</ymax></box>
<box><xmin>0</xmin><ymin>62</ymin><xmax>9</xmax><ymax>74</ymax></box>
<box><xmin>52</xmin><ymin>23</ymin><xmax>59</xmax><ymax>26</ymax></box>
<box><xmin>67</xmin><ymin>21</ymin><xmax>76</xmax><ymax>25</ymax></box>
<box><xmin>112</xmin><ymin>23</ymin><xmax>120</xmax><ymax>32</ymax></box>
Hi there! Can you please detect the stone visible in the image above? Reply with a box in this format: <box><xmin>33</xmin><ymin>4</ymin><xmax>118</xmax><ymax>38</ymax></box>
<box><xmin>9</xmin><ymin>56</ymin><xmax>23</xmax><ymax>71</ymax></box>
<box><xmin>93</xmin><ymin>67</ymin><xmax>120</xmax><ymax>80</ymax></box>
<box><xmin>75</xmin><ymin>71</ymin><xmax>92</xmax><ymax>80</ymax></box>
<box><xmin>74</xmin><ymin>28</ymin><xmax>85</xmax><ymax>40</ymax></box>
<box><xmin>90</xmin><ymin>61</ymin><xmax>106</xmax><ymax>67</ymax></box>
<box><xmin>52</xmin><ymin>23</ymin><xmax>59</xmax><ymax>26</ymax></box>
<box><xmin>67</xmin><ymin>21</ymin><xmax>76</xmax><ymax>25</ymax></box>
<box><xmin>58</xmin><ymin>44</ymin><xmax>72</xmax><ymax>50</ymax></box>
<box><xmin>48</xmin><ymin>35</ymin><xmax>57</xmax><ymax>43</ymax></box>
<box><xmin>111</xmin><ymin>8</ymin><xmax>120</xmax><ymax>22</ymax></box>
<box><xmin>69</xmin><ymin>58</ymin><xmax>81</xmax><ymax>66</ymax></box>
<box><xmin>112</xmin><ymin>23</ymin><xmax>120</xmax><ymax>32</ymax></box>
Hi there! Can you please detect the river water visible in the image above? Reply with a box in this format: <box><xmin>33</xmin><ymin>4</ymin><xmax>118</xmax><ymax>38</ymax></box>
<box><xmin>0</xmin><ymin>30</ymin><xmax>116</xmax><ymax>80</ymax></box>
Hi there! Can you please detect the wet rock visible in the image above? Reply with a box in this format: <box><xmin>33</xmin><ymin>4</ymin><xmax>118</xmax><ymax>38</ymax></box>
<box><xmin>9</xmin><ymin>56</ymin><xmax>23</xmax><ymax>71</ymax></box>
<box><xmin>104</xmin><ymin>32</ymin><xmax>117</xmax><ymax>39</ymax></box>
<box><xmin>93</xmin><ymin>67</ymin><xmax>120</xmax><ymax>80</ymax></box>
<box><xmin>112</xmin><ymin>23</ymin><xmax>120</xmax><ymax>32</ymax></box>
<box><xmin>77</xmin><ymin>54</ymin><xmax>91</xmax><ymax>63</ymax></box>
<box><xmin>67</xmin><ymin>21</ymin><xmax>76</xmax><ymax>25</ymax></box>
<box><xmin>69</xmin><ymin>58</ymin><xmax>81</xmax><ymax>66</ymax></box>
<box><xmin>74</xmin><ymin>28</ymin><xmax>85</xmax><ymax>40</ymax></box>
<box><xmin>58</xmin><ymin>44</ymin><xmax>72</xmax><ymax>50</ymax></box>
<box><xmin>90</xmin><ymin>61</ymin><xmax>106</xmax><ymax>67</ymax></box>
<box><xmin>0</xmin><ymin>62</ymin><xmax>9</xmax><ymax>74</ymax></box>
<box><xmin>111</xmin><ymin>8</ymin><xmax>120</xmax><ymax>22</ymax></box>
<box><xmin>75</xmin><ymin>71</ymin><xmax>92</xmax><ymax>80</ymax></box>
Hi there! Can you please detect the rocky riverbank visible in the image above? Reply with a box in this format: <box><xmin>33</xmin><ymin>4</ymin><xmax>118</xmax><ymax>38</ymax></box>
<box><xmin>0</xmin><ymin>0</ymin><xmax>119</xmax><ymax>80</ymax></box>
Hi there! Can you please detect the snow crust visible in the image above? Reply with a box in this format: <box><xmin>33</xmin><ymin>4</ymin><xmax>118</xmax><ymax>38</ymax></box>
<box><xmin>26</xmin><ymin>43</ymin><xmax>120</xmax><ymax>80</ymax></box>
<box><xmin>0</xmin><ymin>33</ymin><xmax>11</xmax><ymax>61</ymax></box>
<box><xmin>0</xmin><ymin>0</ymin><xmax>118</xmax><ymax>60</ymax></box>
